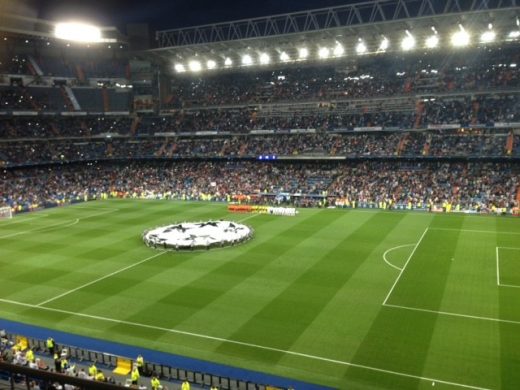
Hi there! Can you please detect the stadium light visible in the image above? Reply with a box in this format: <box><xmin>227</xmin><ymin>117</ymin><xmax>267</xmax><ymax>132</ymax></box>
<box><xmin>259</xmin><ymin>52</ymin><xmax>270</xmax><ymax>65</ymax></box>
<box><xmin>480</xmin><ymin>23</ymin><xmax>496</xmax><ymax>43</ymax></box>
<box><xmin>206</xmin><ymin>60</ymin><xmax>217</xmax><ymax>70</ymax></box>
<box><xmin>318</xmin><ymin>47</ymin><xmax>330</xmax><ymax>59</ymax></box>
<box><xmin>425</xmin><ymin>34</ymin><xmax>439</xmax><ymax>48</ymax></box>
<box><xmin>451</xmin><ymin>25</ymin><xmax>470</xmax><ymax>47</ymax></box>
<box><xmin>280</xmin><ymin>51</ymin><xmax>290</xmax><ymax>62</ymax></box>
<box><xmin>174</xmin><ymin>63</ymin><xmax>186</xmax><ymax>73</ymax></box>
<box><xmin>54</xmin><ymin>22</ymin><xmax>103</xmax><ymax>43</ymax></box>
<box><xmin>378</xmin><ymin>37</ymin><xmax>389</xmax><ymax>51</ymax></box>
<box><xmin>509</xmin><ymin>30</ymin><xmax>520</xmax><ymax>39</ymax></box>
<box><xmin>355</xmin><ymin>40</ymin><xmax>367</xmax><ymax>54</ymax></box>
<box><xmin>242</xmin><ymin>54</ymin><xmax>253</xmax><ymax>66</ymax></box>
<box><xmin>333</xmin><ymin>43</ymin><xmax>344</xmax><ymax>57</ymax></box>
<box><xmin>298</xmin><ymin>47</ymin><xmax>309</xmax><ymax>59</ymax></box>
<box><xmin>401</xmin><ymin>31</ymin><xmax>415</xmax><ymax>51</ymax></box>
<box><xmin>188</xmin><ymin>60</ymin><xmax>202</xmax><ymax>72</ymax></box>
<box><xmin>224</xmin><ymin>57</ymin><xmax>233</xmax><ymax>66</ymax></box>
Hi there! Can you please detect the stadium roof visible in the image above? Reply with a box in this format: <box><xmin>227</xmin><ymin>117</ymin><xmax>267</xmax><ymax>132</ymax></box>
<box><xmin>150</xmin><ymin>0</ymin><xmax>520</xmax><ymax>73</ymax></box>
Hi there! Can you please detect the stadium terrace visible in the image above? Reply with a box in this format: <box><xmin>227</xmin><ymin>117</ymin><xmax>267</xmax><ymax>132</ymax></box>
<box><xmin>1</xmin><ymin>1</ymin><xmax>520</xmax><ymax>389</ymax></box>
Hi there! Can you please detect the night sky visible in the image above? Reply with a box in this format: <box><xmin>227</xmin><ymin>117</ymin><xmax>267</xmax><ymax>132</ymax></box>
<box><xmin>20</xmin><ymin>0</ymin><xmax>358</xmax><ymax>32</ymax></box>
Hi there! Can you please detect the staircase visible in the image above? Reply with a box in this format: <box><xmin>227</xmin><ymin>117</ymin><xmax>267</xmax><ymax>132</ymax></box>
<box><xmin>506</xmin><ymin>131</ymin><xmax>514</xmax><ymax>155</ymax></box>
<box><xmin>27</xmin><ymin>55</ymin><xmax>44</xmax><ymax>76</ymax></box>
<box><xmin>414</xmin><ymin>100</ymin><xmax>425</xmax><ymax>128</ymax></box>
<box><xmin>130</xmin><ymin>116</ymin><xmax>141</xmax><ymax>136</ymax></box>
<box><xmin>61</xmin><ymin>86</ymin><xmax>81</xmax><ymax>111</ymax></box>
<box><xmin>102</xmin><ymin>88</ymin><xmax>110</xmax><ymax>112</ymax></box>
<box><xmin>396</xmin><ymin>133</ymin><xmax>409</xmax><ymax>156</ymax></box>
<box><xmin>75</xmin><ymin>64</ymin><xmax>86</xmax><ymax>83</ymax></box>
<box><xmin>471</xmin><ymin>100</ymin><xmax>480</xmax><ymax>125</ymax></box>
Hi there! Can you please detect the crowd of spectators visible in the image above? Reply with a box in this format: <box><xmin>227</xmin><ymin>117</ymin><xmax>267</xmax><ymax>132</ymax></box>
<box><xmin>168</xmin><ymin>48</ymin><xmax>519</xmax><ymax>107</ymax></box>
<box><xmin>1</xmin><ymin>160</ymin><xmax>518</xmax><ymax>213</ymax></box>
<box><xmin>0</xmin><ymin>130</ymin><xmax>516</xmax><ymax>166</ymax></box>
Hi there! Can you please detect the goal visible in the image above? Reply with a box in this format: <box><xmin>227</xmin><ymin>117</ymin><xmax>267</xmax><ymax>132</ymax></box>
<box><xmin>0</xmin><ymin>206</ymin><xmax>13</xmax><ymax>219</ymax></box>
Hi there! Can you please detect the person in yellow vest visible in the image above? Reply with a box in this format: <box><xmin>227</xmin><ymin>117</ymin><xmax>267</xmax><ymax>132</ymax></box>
<box><xmin>88</xmin><ymin>363</ymin><xmax>97</xmax><ymax>378</ymax></box>
<box><xmin>25</xmin><ymin>348</ymin><xmax>35</xmax><ymax>363</ymax></box>
<box><xmin>60</xmin><ymin>358</ymin><xmax>68</xmax><ymax>372</ymax></box>
<box><xmin>53</xmin><ymin>353</ymin><xmax>60</xmax><ymax>372</ymax></box>
<box><xmin>151</xmin><ymin>375</ymin><xmax>161</xmax><ymax>390</ymax></box>
<box><xmin>46</xmin><ymin>337</ymin><xmax>55</xmax><ymax>355</ymax></box>
<box><xmin>95</xmin><ymin>370</ymin><xmax>105</xmax><ymax>382</ymax></box>
<box><xmin>136</xmin><ymin>354</ymin><xmax>144</xmax><ymax>375</ymax></box>
<box><xmin>131</xmin><ymin>366</ymin><xmax>140</xmax><ymax>385</ymax></box>
<box><xmin>181</xmin><ymin>380</ymin><xmax>190</xmax><ymax>390</ymax></box>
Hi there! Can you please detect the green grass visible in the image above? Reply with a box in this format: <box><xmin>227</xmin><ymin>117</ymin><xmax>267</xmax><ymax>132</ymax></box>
<box><xmin>1</xmin><ymin>200</ymin><xmax>519</xmax><ymax>389</ymax></box>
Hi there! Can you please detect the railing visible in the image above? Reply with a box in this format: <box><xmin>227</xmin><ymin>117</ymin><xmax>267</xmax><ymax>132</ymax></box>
<box><xmin>2</xmin><ymin>332</ymin><xmax>282</xmax><ymax>390</ymax></box>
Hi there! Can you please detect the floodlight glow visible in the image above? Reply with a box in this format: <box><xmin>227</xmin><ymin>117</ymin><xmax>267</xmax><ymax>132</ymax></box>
<box><xmin>333</xmin><ymin>43</ymin><xmax>344</xmax><ymax>56</ymax></box>
<box><xmin>451</xmin><ymin>28</ymin><xmax>470</xmax><ymax>47</ymax></box>
<box><xmin>259</xmin><ymin>53</ymin><xmax>270</xmax><ymax>64</ymax></box>
<box><xmin>241</xmin><ymin>54</ymin><xmax>253</xmax><ymax>66</ymax></box>
<box><xmin>356</xmin><ymin>40</ymin><xmax>367</xmax><ymax>54</ymax></box>
<box><xmin>318</xmin><ymin>47</ymin><xmax>330</xmax><ymax>58</ymax></box>
<box><xmin>509</xmin><ymin>30</ymin><xmax>520</xmax><ymax>38</ymax></box>
<box><xmin>206</xmin><ymin>60</ymin><xmax>217</xmax><ymax>69</ymax></box>
<box><xmin>280</xmin><ymin>51</ymin><xmax>290</xmax><ymax>62</ymax></box>
<box><xmin>401</xmin><ymin>34</ymin><xmax>415</xmax><ymax>51</ymax></box>
<box><xmin>188</xmin><ymin>60</ymin><xmax>202</xmax><ymax>72</ymax></box>
<box><xmin>425</xmin><ymin>35</ymin><xmax>439</xmax><ymax>48</ymax></box>
<box><xmin>298</xmin><ymin>47</ymin><xmax>309</xmax><ymax>59</ymax></box>
<box><xmin>54</xmin><ymin>22</ymin><xmax>102</xmax><ymax>43</ymax></box>
<box><xmin>378</xmin><ymin>37</ymin><xmax>389</xmax><ymax>51</ymax></box>
<box><xmin>480</xmin><ymin>30</ymin><xmax>496</xmax><ymax>43</ymax></box>
<box><xmin>174</xmin><ymin>64</ymin><xmax>186</xmax><ymax>73</ymax></box>
<box><xmin>224</xmin><ymin>57</ymin><xmax>233</xmax><ymax>66</ymax></box>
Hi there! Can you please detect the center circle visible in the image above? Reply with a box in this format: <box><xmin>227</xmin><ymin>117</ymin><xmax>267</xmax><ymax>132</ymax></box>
<box><xmin>143</xmin><ymin>220</ymin><xmax>253</xmax><ymax>250</ymax></box>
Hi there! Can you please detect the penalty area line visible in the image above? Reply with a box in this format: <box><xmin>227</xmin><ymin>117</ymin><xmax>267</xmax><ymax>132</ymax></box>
<box><xmin>0</xmin><ymin>297</ymin><xmax>490</xmax><ymax>390</ymax></box>
<box><xmin>382</xmin><ymin>244</ymin><xmax>415</xmax><ymax>271</ymax></box>
<box><xmin>382</xmin><ymin>227</ymin><xmax>429</xmax><ymax>305</ymax></box>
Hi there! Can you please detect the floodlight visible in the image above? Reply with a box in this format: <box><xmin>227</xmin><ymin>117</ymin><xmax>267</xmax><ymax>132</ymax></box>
<box><xmin>280</xmin><ymin>51</ymin><xmax>290</xmax><ymax>62</ymax></box>
<box><xmin>480</xmin><ymin>30</ymin><xmax>496</xmax><ymax>43</ymax></box>
<box><xmin>333</xmin><ymin>43</ymin><xmax>344</xmax><ymax>56</ymax></box>
<box><xmin>188</xmin><ymin>60</ymin><xmax>202</xmax><ymax>72</ymax></box>
<box><xmin>401</xmin><ymin>32</ymin><xmax>415</xmax><ymax>51</ymax></box>
<box><xmin>224</xmin><ymin>57</ymin><xmax>233</xmax><ymax>66</ymax></box>
<box><xmin>356</xmin><ymin>40</ymin><xmax>367</xmax><ymax>54</ymax></box>
<box><xmin>318</xmin><ymin>47</ymin><xmax>330</xmax><ymax>58</ymax></box>
<box><xmin>509</xmin><ymin>30</ymin><xmax>520</xmax><ymax>39</ymax></box>
<box><xmin>54</xmin><ymin>22</ymin><xmax>102</xmax><ymax>43</ymax></box>
<box><xmin>259</xmin><ymin>53</ymin><xmax>270</xmax><ymax>64</ymax></box>
<box><xmin>451</xmin><ymin>27</ymin><xmax>470</xmax><ymax>47</ymax></box>
<box><xmin>298</xmin><ymin>47</ymin><xmax>309</xmax><ymax>59</ymax></box>
<box><xmin>425</xmin><ymin>35</ymin><xmax>439</xmax><ymax>48</ymax></box>
<box><xmin>174</xmin><ymin>64</ymin><xmax>186</xmax><ymax>73</ymax></box>
<box><xmin>206</xmin><ymin>60</ymin><xmax>217</xmax><ymax>69</ymax></box>
<box><xmin>378</xmin><ymin>37</ymin><xmax>389</xmax><ymax>51</ymax></box>
<box><xmin>241</xmin><ymin>54</ymin><xmax>253</xmax><ymax>66</ymax></box>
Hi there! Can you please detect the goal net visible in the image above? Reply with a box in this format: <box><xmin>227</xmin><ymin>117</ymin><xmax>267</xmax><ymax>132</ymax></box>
<box><xmin>0</xmin><ymin>206</ymin><xmax>13</xmax><ymax>219</ymax></box>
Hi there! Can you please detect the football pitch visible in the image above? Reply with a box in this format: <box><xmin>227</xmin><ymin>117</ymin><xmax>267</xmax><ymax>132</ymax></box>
<box><xmin>0</xmin><ymin>200</ymin><xmax>519</xmax><ymax>389</ymax></box>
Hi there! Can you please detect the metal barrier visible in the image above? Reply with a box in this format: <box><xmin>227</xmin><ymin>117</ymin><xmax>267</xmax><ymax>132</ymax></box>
<box><xmin>3</xmin><ymin>332</ymin><xmax>285</xmax><ymax>390</ymax></box>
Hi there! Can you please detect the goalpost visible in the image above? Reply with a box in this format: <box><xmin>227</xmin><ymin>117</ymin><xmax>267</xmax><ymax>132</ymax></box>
<box><xmin>0</xmin><ymin>206</ymin><xmax>13</xmax><ymax>219</ymax></box>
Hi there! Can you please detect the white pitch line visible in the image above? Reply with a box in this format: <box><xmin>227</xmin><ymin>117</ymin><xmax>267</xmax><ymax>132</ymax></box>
<box><xmin>496</xmin><ymin>247</ymin><xmax>500</xmax><ymax>286</ymax></box>
<box><xmin>429</xmin><ymin>227</ymin><xmax>520</xmax><ymax>235</ymax></box>
<box><xmin>0</xmin><ymin>297</ymin><xmax>491</xmax><ymax>390</ymax></box>
<box><xmin>497</xmin><ymin>247</ymin><xmax>520</xmax><ymax>251</ymax></box>
<box><xmin>382</xmin><ymin>244</ymin><xmax>415</xmax><ymax>271</ymax></box>
<box><xmin>384</xmin><ymin>303</ymin><xmax>520</xmax><ymax>326</ymax></box>
<box><xmin>36</xmin><ymin>251</ymin><xmax>167</xmax><ymax>306</ymax></box>
<box><xmin>0</xmin><ymin>214</ymin><xmax>49</xmax><ymax>226</ymax></box>
<box><xmin>382</xmin><ymin>228</ymin><xmax>429</xmax><ymax>305</ymax></box>
<box><xmin>0</xmin><ymin>219</ymin><xmax>79</xmax><ymax>239</ymax></box>
<box><xmin>499</xmin><ymin>283</ymin><xmax>520</xmax><ymax>289</ymax></box>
